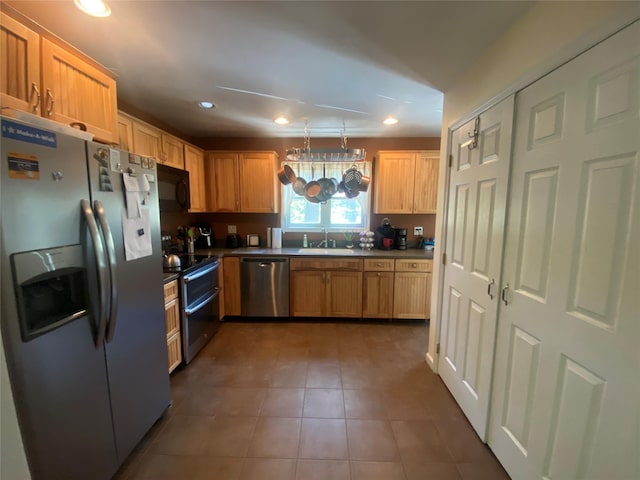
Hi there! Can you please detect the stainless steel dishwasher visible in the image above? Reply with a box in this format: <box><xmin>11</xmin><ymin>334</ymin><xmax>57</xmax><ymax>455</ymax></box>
<box><xmin>240</xmin><ymin>257</ymin><xmax>290</xmax><ymax>317</ymax></box>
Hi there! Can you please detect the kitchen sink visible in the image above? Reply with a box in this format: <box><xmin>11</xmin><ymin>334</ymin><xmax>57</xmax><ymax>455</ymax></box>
<box><xmin>294</xmin><ymin>248</ymin><xmax>358</xmax><ymax>255</ymax></box>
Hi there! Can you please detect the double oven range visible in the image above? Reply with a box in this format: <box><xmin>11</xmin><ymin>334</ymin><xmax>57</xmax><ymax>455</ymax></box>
<box><xmin>165</xmin><ymin>255</ymin><xmax>220</xmax><ymax>364</ymax></box>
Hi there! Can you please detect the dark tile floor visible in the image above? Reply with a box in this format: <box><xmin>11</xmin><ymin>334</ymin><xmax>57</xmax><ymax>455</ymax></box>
<box><xmin>115</xmin><ymin>321</ymin><xmax>510</xmax><ymax>480</ymax></box>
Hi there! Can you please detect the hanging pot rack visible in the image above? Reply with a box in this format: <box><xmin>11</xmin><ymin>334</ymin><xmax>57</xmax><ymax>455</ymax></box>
<box><xmin>284</xmin><ymin>122</ymin><xmax>366</xmax><ymax>163</ymax></box>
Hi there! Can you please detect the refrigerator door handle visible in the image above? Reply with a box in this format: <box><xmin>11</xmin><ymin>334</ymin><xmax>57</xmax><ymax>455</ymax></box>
<box><xmin>81</xmin><ymin>199</ymin><xmax>109</xmax><ymax>347</ymax></box>
<box><xmin>94</xmin><ymin>200</ymin><xmax>119</xmax><ymax>342</ymax></box>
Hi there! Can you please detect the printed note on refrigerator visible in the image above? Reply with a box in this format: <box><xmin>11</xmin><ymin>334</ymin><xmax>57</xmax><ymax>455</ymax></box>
<box><xmin>121</xmin><ymin>207</ymin><xmax>152</xmax><ymax>260</ymax></box>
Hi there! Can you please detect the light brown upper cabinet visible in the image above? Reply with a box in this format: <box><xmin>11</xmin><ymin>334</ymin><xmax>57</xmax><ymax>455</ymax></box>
<box><xmin>160</xmin><ymin>133</ymin><xmax>185</xmax><ymax>169</ymax></box>
<box><xmin>1</xmin><ymin>11</ymin><xmax>118</xmax><ymax>143</ymax></box>
<box><xmin>116</xmin><ymin>114</ymin><xmax>134</xmax><ymax>153</ymax></box>
<box><xmin>206</xmin><ymin>151</ymin><xmax>279</xmax><ymax>213</ymax></box>
<box><xmin>373</xmin><ymin>150</ymin><xmax>439</xmax><ymax>214</ymax></box>
<box><xmin>184</xmin><ymin>144</ymin><xmax>206</xmax><ymax>212</ymax></box>
<box><xmin>130</xmin><ymin>117</ymin><xmax>162</xmax><ymax>160</ymax></box>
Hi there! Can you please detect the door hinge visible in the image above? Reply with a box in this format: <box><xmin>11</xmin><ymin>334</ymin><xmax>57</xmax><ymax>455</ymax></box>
<box><xmin>442</xmin><ymin>253</ymin><xmax>446</xmax><ymax>265</ymax></box>
<box><xmin>436</xmin><ymin>343</ymin><xmax>440</xmax><ymax>354</ymax></box>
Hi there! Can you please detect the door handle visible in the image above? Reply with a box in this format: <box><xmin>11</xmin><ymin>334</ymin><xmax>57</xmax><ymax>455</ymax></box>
<box><xmin>94</xmin><ymin>200</ymin><xmax>118</xmax><ymax>342</ymax></box>
<box><xmin>501</xmin><ymin>283</ymin><xmax>510</xmax><ymax>306</ymax></box>
<box><xmin>30</xmin><ymin>82</ymin><xmax>40</xmax><ymax>113</ymax></box>
<box><xmin>487</xmin><ymin>278</ymin><xmax>495</xmax><ymax>300</ymax></box>
<box><xmin>45</xmin><ymin>88</ymin><xmax>54</xmax><ymax>116</ymax></box>
<box><xmin>176</xmin><ymin>179</ymin><xmax>190</xmax><ymax>210</ymax></box>
<box><xmin>81</xmin><ymin>199</ymin><xmax>108</xmax><ymax>347</ymax></box>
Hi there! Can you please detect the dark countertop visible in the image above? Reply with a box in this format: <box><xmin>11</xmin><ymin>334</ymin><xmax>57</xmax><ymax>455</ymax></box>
<box><xmin>163</xmin><ymin>272</ymin><xmax>180</xmax><ymax>283</ymax></box>
<box><xmin>195</xmin><ymin>247</ymin><xmax>434</xmax><ymax>259</ymax></box>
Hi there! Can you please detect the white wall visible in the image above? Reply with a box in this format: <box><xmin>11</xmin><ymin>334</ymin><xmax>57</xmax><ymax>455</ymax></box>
<box><xmin>427</xmin><ymin>1</ymin><xmax>640</xmax><ymax>367</ymax></box>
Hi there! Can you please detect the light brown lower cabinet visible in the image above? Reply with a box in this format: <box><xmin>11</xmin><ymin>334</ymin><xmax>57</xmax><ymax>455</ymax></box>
<box><xmin>164</xmin><ymin>279</ymin><xmax>181</xmax><ymax>373</ymax></box>
<box><xmin>290</xmin><ymin>258</ymin><xmax>363</xmax><ymax>318</ymax></box>
<box><xmin>222</xmin><ymin>256</ymin><xmax>241</xmax><ymax>316</ymax></box>
<box><xmin>392</xmin><ymin>259</ymin><xmax>432</xmax><ymax>320</ymax></box>
<box><xmin>362</xmin><ymin>259</ymin><xmax>395</xmax><ymax>318</ymax></box>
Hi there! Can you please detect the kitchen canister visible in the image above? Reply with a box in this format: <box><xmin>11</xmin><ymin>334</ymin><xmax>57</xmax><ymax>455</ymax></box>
<box><xmin>271</xmin><ymin>228</ymin><xmax>283</xmax><ymax>249</ymax></box>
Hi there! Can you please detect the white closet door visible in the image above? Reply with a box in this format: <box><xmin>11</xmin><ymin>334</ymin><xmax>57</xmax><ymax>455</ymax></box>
<box><xmin>439</xmin><ymin>96</ymin><xmax>514</xmax><ymax>440</ymax></box>
<box><xmin>489</xmin><ymin>20</ymin><xmax>640</xmax><ymax>480</ymax></box>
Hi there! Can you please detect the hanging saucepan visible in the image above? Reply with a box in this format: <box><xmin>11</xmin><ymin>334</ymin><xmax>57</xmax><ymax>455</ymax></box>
<box><xmin>293</xmin><ymin>176</ymin><xmax>307</xmax><ymax>196</ymax></box>
<box><xmin>277</xmin><ymin>164</ymin><xmax>297</xmax><ymax>185</ymax></box>
<box><xmin>344</xmin><ymin>187</ymin><xmax>360</xmax><ymax>199</ymax></box>
<box><xmin>356</xmin><ymin>175</ymin><xmax>370</xmax><ymax>192</ymax></box>
<box><xmin>343</xmin><ymin>164</ymin><xmax>362</xmax><ymax>191</ymax></box>
<box><xmin>304</xmin><ymin>165</ymin><xmax>321</xmax><ymax>202</ymax></box>
<box><xmin>304</xmin><ymin>180</ymin><xmax>321</xmax><ymax>199</ymax></box>
<box><xmin>323</xmin><ymin>177</ymin><xmax>338</xmax><ymax>197</ymax></box>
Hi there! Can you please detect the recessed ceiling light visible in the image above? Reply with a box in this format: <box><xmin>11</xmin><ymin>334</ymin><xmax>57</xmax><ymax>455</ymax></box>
<box><xmin>274</xmin><ymin>116</ymin><xmax>289</xmax><ymax>125</ymax></box>
<box><xmin>383</xmin><ymin>117</ymin><xmax>399</xmax><ymax>125</ymax></box>
<box><xmin>197</xmin><ymin>101</ymin><xmax>215</xmax><ymax>109</ymax></box>
<box><xmin>74</xmin><ymin>0</ymin><xmax>111</xmax><ymax>17</ymax></box>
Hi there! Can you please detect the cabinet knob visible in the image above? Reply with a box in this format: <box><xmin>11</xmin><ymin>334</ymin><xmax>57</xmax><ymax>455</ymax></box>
<box><xmin>376</xmin><ymin>262</ymin><xmax>382</xmax><ymax>267</ymax></box>
<box><xmin>412</xmin><ymin>263</ymin><xmax>418</xmax><ymax>268</ymax></box>
<box><xmin>377</xmin><ymin>272</ymin><xmax>381</xmax><ymax>277</ymax></box>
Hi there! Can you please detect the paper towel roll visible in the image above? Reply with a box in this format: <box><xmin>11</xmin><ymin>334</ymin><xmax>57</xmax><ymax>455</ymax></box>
<box><xmin>271</xmin><ymin>228</ymin><xmax>282</xmax><ymax>249</ymax></box>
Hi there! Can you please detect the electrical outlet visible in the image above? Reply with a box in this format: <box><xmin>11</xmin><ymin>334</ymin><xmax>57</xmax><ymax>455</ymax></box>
<box><xmin>414</xmin><ymin>226</ymin><xmax>423</xmax><ymax>236</ymax></box>
<box><xmin>228</xmin><ymin>225</ymin><xmax>237</xmax><ymax>234</ymax></box>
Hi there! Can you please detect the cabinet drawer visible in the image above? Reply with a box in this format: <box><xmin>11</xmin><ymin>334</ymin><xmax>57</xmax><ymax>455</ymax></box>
<box><xmin>164</xmin><ymin>279</ymin><xmax>179</xmax><ymax>302</ymax></box>
<box><xmin>290</xmin><ymin>258</ymin><xmax>363</xmax><ymax>271</ymax></box>
<box><xmin>394</xmin><ymin>259</ymin><xmax>432</xmax><ymax>272</ymax></box>
<box><xmin>363</xmin><ymin>259</ymin><xmax>395</xmax><ymax>271</ymax></box>
<box><xmin>167</xmin><ymin>332</ymin><xmax>182</xmax><ymax>373</ymax></box>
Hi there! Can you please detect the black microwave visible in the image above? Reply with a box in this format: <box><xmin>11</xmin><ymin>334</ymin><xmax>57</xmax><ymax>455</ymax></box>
<box><xmin>156</xmin><ymin>164</ymin><xmax>190</xmax><ymax>212</ymax></box>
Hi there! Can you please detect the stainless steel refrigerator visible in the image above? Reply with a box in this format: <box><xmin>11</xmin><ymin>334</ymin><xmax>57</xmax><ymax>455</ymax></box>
<box><xmin>0</xmin><ymin>116</ymin><xmax>170</xmax><ymax>479</ymax></box>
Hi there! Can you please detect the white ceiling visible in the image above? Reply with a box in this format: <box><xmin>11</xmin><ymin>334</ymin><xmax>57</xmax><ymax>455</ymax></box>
<box><xmin>7</xmin><ymin>1</ymin><xmax>534</xmax><ymax>138</ymax></box>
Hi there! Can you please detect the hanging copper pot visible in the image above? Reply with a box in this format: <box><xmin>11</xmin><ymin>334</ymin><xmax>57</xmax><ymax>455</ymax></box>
<box><xmin>277</xmin><ymin>164</ymin><xmax>297</xmax><ymax>185</ymax></box>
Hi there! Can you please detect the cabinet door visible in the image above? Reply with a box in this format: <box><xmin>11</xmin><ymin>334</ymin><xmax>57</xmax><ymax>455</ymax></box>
<box><xmin>362</xmin><ymin>271</ymin><xmax>394</xmax><ymax>318</ymax></box>
<box><xmin>40</xmin><ymin>38</ymin><xmax>117</xmax><ymax>143</ymax></box>
<box><xmin>326</xmin><ymin>271</ymin><xmax>362</xmax><ymax>318</ymax></box>
<box><xmin>222</xmin><ymin>257</ymin><xmax>241</xmax><ymax>316</ymax></box>
<box><xmin>373</xmin><ymin>151</ymin><xmax>415</xmax><ymax>213</ymax></box>
<box><xmin>207</xmin><ymin>152</ymin><xmax>240</xmax><ymax>212</ymax></box>
<box><xmin>0</xmin><ymin>12</ymin><xmax>40</xmax><ymax>113</ymax></box>
<box><xmin>184</xmin><ymin>144</ymin><xmax>206</xmax><ymax>212</ymax></box>
<box><xmin>117</xmin><ymin>113</ymin><xmax>134</xmax><ymax>152</ymax></box>
<box><xmin>167</xmin><ymin>333</ymin><xmax>182</xmax><ymax>373</ymax></box>
<box><xmin>161</xmin><ymin>133</ymin><xmax>185</xmax><ymax>169</ymax></box>
<box><xmin>290</xmin><ymin>271</ymin><xmax>325</xmax><ymax>317</ymax></box>
<box><xmin>164</xmin><ymin>298</ymin><xmax>180</xmax><ymax>338</ymax></box>
<box><xmin>393</xmin><ymin>272</ymin><xmax>430</xmax><ymax>320</ymax></box>
<box><xmin>413</xmin><ymin>151</ymin><xmax>440</xmax><ymax>213</ymax></box>
<box><xmin>132</xmin><ymin>120</ymin><xmax>162</xmax><ymax>159</ymax></box>
<box><xmin>238</xmin><ymin>152</ymin><xmax>278</xmax><ymax>213</ymax></box>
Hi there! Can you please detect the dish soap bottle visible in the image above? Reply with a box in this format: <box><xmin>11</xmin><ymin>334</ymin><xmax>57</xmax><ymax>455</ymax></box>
<box><xmin>303</xmin><ymin>234</ymin><xmax>308</xmax><ymax>248</ymax></box>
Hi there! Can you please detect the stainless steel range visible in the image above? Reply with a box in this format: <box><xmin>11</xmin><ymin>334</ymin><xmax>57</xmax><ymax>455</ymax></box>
<box><xmin>164</xmin><ymin>254</ymin><xmax>220</xmax><ymax>364</ymax></box>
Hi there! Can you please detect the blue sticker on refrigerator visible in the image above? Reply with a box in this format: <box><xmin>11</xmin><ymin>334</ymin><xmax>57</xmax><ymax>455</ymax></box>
<box><xmin>1</xmin><ymin>119</ymin><xmax>57</xmax><ymax>148</ymax></box>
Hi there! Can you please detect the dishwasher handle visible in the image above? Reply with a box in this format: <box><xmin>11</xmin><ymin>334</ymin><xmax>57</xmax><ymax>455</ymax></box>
<box><xmin>240</xmin><ymin>257</ymin><xmax>289</xmax><ymax>265</ymax></box>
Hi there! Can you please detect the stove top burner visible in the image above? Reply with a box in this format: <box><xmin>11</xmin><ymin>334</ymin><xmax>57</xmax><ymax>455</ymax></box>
<box><xmin>163</xmin><ymin>254</ymin><xmax>218</xmax><ymax>274</ymax></box>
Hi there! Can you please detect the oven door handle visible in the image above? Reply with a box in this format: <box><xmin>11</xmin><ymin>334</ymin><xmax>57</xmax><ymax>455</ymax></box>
<box><xmin>183</xmin><ymin>260</ymin><xmax>220</xmax><ymax>283</ymax></box>
<box><xmin>185</xmin><ymin>288</ymin><xmax>220</xmax><ymax>315</ymax></box>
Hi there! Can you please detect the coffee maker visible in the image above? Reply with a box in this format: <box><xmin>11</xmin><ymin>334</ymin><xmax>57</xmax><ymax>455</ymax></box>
<box><xmin>193</xmin><ymin>224</ymin><xmax>214</xmax><ymax>249</ymax></box>
<box><xmin>394</xmin><ymin>228</ymin><xmax>408</xmax><ymax>250</ymax></box>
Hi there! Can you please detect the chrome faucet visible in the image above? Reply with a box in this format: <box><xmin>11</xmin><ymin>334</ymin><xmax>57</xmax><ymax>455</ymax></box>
<box><xmin>317</xmin><ymin>228</ymin><xmax>329</xmax><ymax>248</ymax></box>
